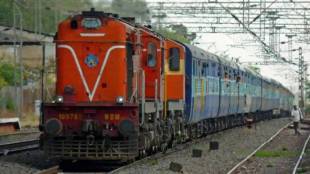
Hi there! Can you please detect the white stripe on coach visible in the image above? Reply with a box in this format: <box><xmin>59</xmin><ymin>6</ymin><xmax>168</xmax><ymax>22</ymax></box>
<box><xmin>58</xmin><ymin>44</ymin><xmax>125</xmax><ymax>101</ymax></box>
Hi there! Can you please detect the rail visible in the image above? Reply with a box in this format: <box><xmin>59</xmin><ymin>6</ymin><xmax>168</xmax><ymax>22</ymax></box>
<box><xmin>292</xmin><ymin>132</ymin><xmax>310</xmax><ymax>174</ymax></box>
<box><xmin>226</xmin><ymin>122</ymin><xmax>292</xmax><ymax>174</ymax></box>
<box><xmin>35</xmin><ymin>166</ymin><xmax>59</xmax><ymax>174</ymax></box>
<box><xmin>0</xmin><ymin>130</ymin><xmax>39</xmax><ymax>137</ymax></box>
<box><xmin>0</xmin><ymin>139</ymin><xmax>39</xmax><ymax>155</ymax></box>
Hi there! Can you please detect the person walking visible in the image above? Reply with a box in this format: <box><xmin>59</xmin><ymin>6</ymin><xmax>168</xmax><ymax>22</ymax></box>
<box><xmin>291</xmin><ymin>105</ymin><xmax>304</xmax><ymax>135</ymax></box>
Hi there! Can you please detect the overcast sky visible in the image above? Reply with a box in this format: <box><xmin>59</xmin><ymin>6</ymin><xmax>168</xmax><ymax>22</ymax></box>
<box><xmin>144</xmin><ymin>0</ymin><xmax>310</xmax><ymax>98</ymax></box>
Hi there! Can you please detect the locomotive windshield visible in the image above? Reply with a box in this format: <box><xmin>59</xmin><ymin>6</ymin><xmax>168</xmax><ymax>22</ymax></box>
<box><xmin>82</xmin><ymin>18</ymin><xmax>101</xmax><ymax>29</ymax></box>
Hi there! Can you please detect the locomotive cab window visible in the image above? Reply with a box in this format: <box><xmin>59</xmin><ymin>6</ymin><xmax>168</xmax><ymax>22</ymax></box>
<box><xmin>147</xmin><ymin>42</ymin><xmax>157</xmax><ymax>68</ymax></box>
<box><xmin>169</xmin><ymin>47</ymin><xmax>180</xmax><ymax>71</ymax></box>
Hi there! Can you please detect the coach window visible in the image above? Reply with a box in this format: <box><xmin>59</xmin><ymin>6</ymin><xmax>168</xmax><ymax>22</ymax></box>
<box><xmin>237</xmin><ymin>72</ymin><xmax>241</xmax><ymax>82</ymax></box>
<box><xmin>224</xmin><ymin>67</ymin><xmax>228</xmax><ymax>79</ymax></box>
<box><xmin>169</xmin><ymin>47</ymin><xmax>180</xmax><ymax>71</ymax></box>
<box><xmin>147</xmin><ymin>42</ymin><xmax>156</xmax><ymax>68</ymax></box>
<box><xmin>198</xmin><ymin>61</ymin><xmax>201</xmax><ymax>76</ymax></box>
<box><xmin>202</xmin><ymin>62</ymin><xmax>207</xmax><ymax>76</ymax></box>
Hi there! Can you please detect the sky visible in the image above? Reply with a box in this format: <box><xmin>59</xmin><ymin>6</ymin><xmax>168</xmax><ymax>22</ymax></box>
<box><xmin>144</xmin><ymin>0</ymin><xmax>310</xmax><ymax>97</ymax></box>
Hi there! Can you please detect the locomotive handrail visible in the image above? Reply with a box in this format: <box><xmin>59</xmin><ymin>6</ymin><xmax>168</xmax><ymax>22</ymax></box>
<box><xmin>155</xmin><ymin>79</ymin><xmax>159</xmax><ymax>119</ymax></box>
<box><xmin>141</xmin><ymin>70</ymin><xmax>145</xmax><ymax>126</ymax></box>
<box><xmin>130</xmin><ymin>71</ymin><xmax>139</xmax><ymax>103</ymax></box>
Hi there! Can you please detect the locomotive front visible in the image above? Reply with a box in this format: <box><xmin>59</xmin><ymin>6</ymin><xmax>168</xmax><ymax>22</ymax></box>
<box><xmin>40</xmin><ymin>9</ymin><xmax>139</xmax><ymax>161</ymax></box>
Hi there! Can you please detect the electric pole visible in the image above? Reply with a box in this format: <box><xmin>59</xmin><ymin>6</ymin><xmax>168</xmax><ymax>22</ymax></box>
<box><xmin>298</xmin><ymin>47</ymin><xmax>305</xmax><ymax>112</ymax></box>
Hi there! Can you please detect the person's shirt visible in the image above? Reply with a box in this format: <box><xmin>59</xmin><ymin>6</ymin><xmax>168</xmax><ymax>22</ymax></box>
<box><xmin>291</xmin><ymin>109</ymin><xmax>303</xmax><ymax>122</ymax></box>
<box><xmin>298</xmin><ymin>108</ymin><xmax>304</xmax><ymax>120</ymax></box>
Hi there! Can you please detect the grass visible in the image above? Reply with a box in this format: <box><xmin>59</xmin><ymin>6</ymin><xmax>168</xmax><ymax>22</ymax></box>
<box><xmin>305</xmin><ymin>149</ymin><xmax>310</xmax><ymax>154</ymax></box>
<box><xmin>297</xmin><ymin>167</ymin><xmax>308</xmax><ymax>174</ymax></box>
<box><xmin>255</xmin><ymin>150</ymin><xmax>298</xmax><ymax>158</ymax></box>
<box><xmin>148</xmin><ymin>159</ymin><xmax>158</xmax><ymax>166</ymax></box>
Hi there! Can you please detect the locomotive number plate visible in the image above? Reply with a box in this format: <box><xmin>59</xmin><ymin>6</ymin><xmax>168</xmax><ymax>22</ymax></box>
<box><xmin>58</xmin><ymin>113</ymin><xmax>82</xmax><ymax>120</ymax></box>
<box><xmin>104</xmin><ymin>113</ymin><xmax>120</xmax><ymax>121</ymax></box>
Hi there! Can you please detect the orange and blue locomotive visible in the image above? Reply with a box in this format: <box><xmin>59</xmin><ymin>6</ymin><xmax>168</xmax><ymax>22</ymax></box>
<box><xmin>40</xmin><ymin>9</ymin><xmax>294</xmax><ymax>161</ymax></box>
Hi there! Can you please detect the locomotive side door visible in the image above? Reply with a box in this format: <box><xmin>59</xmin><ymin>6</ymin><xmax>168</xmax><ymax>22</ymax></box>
<box><xmin>140</xmin><ymin>31</ymin><xmax>163</xmax><ymax>119</ymax></box>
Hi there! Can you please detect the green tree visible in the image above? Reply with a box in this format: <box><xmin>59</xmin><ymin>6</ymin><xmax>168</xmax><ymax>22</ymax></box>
<box><xmin>0</xmin><ymin>76</ymin><xmax>7</xmax><ymax>89</ymax></box>
<box><xmin>305</xmin><ymin>80</ymin><xmax>310</xmax><ymax>99</ymax></box>
<box><xmin>0</xmin><ymin>0</ymin><xmax>93</xmax><ymax>34</ymax></box>
<box><xmin>156</xmin><ymin>28</ymin><xmax>191</xmax><ymax>44</ymax></box>
<box><xmin>0</xmin><ymin>0</ymin><xmax>13</xmax><ymax>26</ymax></box>
<box><xmin>170</xmin><ymin>24</ymin><xmax>197</xmax><ymax>42</ymax></box>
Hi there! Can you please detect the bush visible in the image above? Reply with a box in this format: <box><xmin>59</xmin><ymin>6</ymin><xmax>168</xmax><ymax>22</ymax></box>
<box><xmin>6</xmin><ymin>98</ymin><xmax>15</xmax><ymax>111</ymax></box>
<box><xmin>0</xmin><ymin>63</ymin><xmax>20</xmax><ymax>86</ymax></box>
<box><xmin>0</xmin><ymin>76</ymin><xmax>7</xmax><ymax>89</ymax></box>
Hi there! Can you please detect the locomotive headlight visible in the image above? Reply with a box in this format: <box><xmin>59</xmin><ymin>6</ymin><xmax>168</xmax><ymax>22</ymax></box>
<box><xmin>116</xmin><ymin>96</ymin><xmax>124</xmax><ymax>104</ymax></box>
<box><xmin>56</xmin><ymin>96</ymin><xmax>64</xmax><ymax>103</ymax></box>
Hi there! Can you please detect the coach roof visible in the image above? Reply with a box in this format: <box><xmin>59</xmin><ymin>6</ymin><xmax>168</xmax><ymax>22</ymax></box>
<box><xmin>184</xmin><ymin>44</ymin><xmax>219</xmax><ymax>63</ymax></box>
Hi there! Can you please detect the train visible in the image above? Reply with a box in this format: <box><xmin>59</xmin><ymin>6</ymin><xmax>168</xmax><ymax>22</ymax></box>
<box><xmin>40</xmin><ymin>8</ymin><xmax>294</xmax><ymax>161</ymax></box>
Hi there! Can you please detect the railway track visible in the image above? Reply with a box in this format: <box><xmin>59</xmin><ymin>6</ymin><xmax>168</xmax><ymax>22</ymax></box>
<box><xmin>292</xmin><ymin>133</ymin><xmax>310</xmax><ymax>174</ymax></box>
<box><xmin>227</xmin><ymin>122</ymin><xmax>310</xmax><ymax>174</ymax></box>
<box><xmin>109</xmin><ymin>140</ymin><xmax>196</xmax><ymax>174</ymax></box>
<box><xmin>0</xmin><ymin>130</ymin><xmax>39</xmax><ymax>137</ymax></box>
<box><xmin>34</xmin><ymin>118</ymin><xmax>294</xmax><ymax>174</ymax></box>
<box><xmin>227</xmin><ymin>122</ymin><xmax>292</xmax><ymax>174</ymax></box>
<box><xmin>36</xmin><ymin>119</ymin><xmax>294</xmax><ymax>174</ymax></box>
<box><xmin>0</xmin><ymin>139</ymin><xmax>39</xmax><ymax>155</ymax></box>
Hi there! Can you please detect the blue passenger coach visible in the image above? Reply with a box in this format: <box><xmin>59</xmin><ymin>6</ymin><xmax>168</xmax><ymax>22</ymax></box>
<box><xmin>184</xmin><ymin>44</ymin><xmax>221</xmax><ymax>123</ymax></box>
<box><xmin>182</xmin><ymin>43</ymin><xmax>293</xmax><ymax>130</ymax></box>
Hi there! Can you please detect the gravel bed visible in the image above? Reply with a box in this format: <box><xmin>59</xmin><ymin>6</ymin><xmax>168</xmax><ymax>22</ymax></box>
<box><xmin>0</xmin><ymin>150</ymin><xmax>58</xmax><ymax>174</ymax></box>
<box><xmin>114</xmin><ymin>118</ymin><xmax>290</xmax><ymax>174</ymax></box>
<box><xmin>233</xmin><ymin>123</ymin><xmax>310</xmax><ymax>174</ymax></box>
